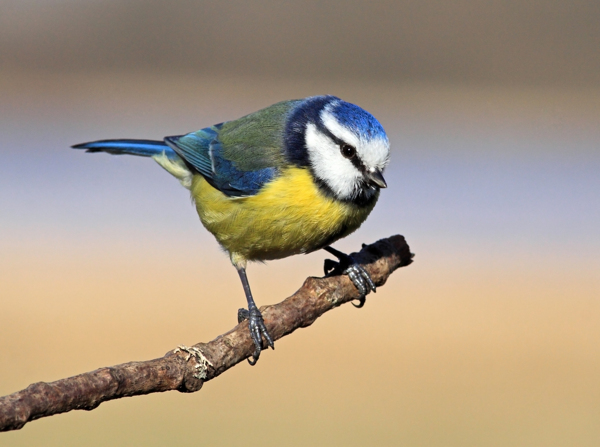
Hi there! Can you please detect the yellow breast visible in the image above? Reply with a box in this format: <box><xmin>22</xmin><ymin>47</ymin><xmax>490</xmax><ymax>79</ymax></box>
<box><xmin>191</xmin><ymin>167</ymin><xmax>378</xmax><ymax>265</ymax></box>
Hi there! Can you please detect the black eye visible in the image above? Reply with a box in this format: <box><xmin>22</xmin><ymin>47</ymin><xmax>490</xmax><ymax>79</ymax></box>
<box><xmin>340</xmin><ymin>144</ymin><xmax>356</xmax><ymax>159</ymax></box>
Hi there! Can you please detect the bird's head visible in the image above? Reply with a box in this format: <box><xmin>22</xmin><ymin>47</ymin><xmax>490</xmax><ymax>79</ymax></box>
<box><xmin>285</xmin><ymin>96</ymin><xmax>390</xmax><ymax>205</ymax></box>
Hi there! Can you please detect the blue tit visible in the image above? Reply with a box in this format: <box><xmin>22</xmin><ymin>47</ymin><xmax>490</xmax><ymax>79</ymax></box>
<box><xmin>72</xmin><ymin>95</ymin><xmax>390</xmax><ymax>364</ymax></box>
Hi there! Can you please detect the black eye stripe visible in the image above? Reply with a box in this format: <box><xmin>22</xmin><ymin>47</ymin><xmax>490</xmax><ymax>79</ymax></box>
<box><xmin>320</xmin><ymin>126</ymin><xmax>345</xmax><ymax>147</ymax></box>
<box><xmin>316</xmin><ymin>122</ymin><xmax>368</xmax><ymax>172</ymax></box>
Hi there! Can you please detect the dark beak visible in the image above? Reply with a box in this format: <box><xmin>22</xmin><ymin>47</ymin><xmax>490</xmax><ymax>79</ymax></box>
<box><xmin>365</xmin><ymin>168</ymin><xmax>387</xmax><ymax>189</ymax></box>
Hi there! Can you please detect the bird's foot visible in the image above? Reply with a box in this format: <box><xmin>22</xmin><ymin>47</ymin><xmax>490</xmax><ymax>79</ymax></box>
<box><xmin>324</xmin><ymin>249</ymin><xmax>376</xmax><ymax>308</ymax></box>
<box><xmin>238</xmin><ymin>306</ymin><xmax>274</xmax><ymax>365</ymax></box>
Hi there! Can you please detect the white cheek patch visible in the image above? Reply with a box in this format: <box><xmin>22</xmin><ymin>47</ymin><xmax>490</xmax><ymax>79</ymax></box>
<box><xmin>321</xmin><ymin>109</ymin><xmax>390</xmax><ymax>172</ymax></box>
<box><xmin>305</xmin><ymin>123</ymin><xmax>361</xmax><ymax>200</ymax></box>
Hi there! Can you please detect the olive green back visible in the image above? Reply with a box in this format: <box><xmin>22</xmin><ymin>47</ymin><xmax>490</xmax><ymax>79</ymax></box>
<box><xmin>218</xmin><ymin>99</ymin><xmax>301</xmax><ymax>171</ymax></box>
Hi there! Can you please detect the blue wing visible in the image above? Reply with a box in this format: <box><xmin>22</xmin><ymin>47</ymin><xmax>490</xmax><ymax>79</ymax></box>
<box><xmin>165</xmin><ymin>125</ymin><xmax>278</xmax><ymax>197</ymax></box>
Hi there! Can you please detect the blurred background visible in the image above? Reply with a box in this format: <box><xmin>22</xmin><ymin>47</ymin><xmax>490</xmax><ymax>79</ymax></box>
<box><xmin>1</xmin><ymin>1</ymin><xmax>599</xmax><ymax>445</ymax></box>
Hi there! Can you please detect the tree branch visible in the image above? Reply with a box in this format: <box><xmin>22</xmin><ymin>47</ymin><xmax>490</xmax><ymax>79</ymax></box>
<box><xmin>0</xmin><ymin>235</ymin><xmax>413</xmax><ymax>432</ymax></box>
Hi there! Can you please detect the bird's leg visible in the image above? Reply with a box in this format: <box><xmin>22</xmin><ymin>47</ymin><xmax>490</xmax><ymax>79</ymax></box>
<box><xmin>236</xmin><ymin>266</ymin><xmax>274</xmax><ymax>365</ymax></box>
<box><xmin>323</xmin><ymin>245</ymin><xmax>376</xmax><ymax>308</ymax></box>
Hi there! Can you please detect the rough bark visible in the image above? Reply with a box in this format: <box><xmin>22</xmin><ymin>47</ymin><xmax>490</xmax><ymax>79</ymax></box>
<box><xmin>0</xmin><ymin>235</ymin><xmax>413</xmax><ymax>432</ymax></box>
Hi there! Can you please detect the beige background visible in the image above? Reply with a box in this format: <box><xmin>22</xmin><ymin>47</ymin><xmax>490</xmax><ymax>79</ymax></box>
<box><xmin>1</xmin><ymin>1</ymin><xmax>599</xmax><ymax>446</ymax></box>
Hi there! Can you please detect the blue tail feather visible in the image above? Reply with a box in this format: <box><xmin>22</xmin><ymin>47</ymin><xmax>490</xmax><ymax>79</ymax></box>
<box><xmin>72</xmin><ymin>139</ymin><xmax>176</xmax><ymax>158</ymax></box>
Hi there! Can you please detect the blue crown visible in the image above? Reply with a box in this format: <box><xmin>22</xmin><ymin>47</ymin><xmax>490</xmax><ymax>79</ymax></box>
<box><xmin>329</xmin><ymin>100</ymin><xmax>388</xmax><ymax>142</ymax></box>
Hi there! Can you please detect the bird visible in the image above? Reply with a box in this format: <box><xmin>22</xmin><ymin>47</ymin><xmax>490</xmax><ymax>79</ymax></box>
<box><xmin>72</xmin><ymin>95</ymin><xmax>390</xmax><ymax>364</ymax></box>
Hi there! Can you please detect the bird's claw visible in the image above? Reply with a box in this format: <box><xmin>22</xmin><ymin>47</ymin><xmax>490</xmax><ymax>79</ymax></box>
<box><xmin>352</xmin><ymin>295</ymin><xmax>366</xmax><ymax>308</ymax></box>
<box><xmin>238</xmin><ymin>306</ymin><xmax>274</xmax><ymax>365</ymax></box>
<box><xmin>324</xmin><ymin>252</ymin><xmax>376</xmax><ymax>307</ymax></box>
<box><xmin>343</xmin><ymin>262</ymin><xmax>377</xmax><ymax>307</ymax></box>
